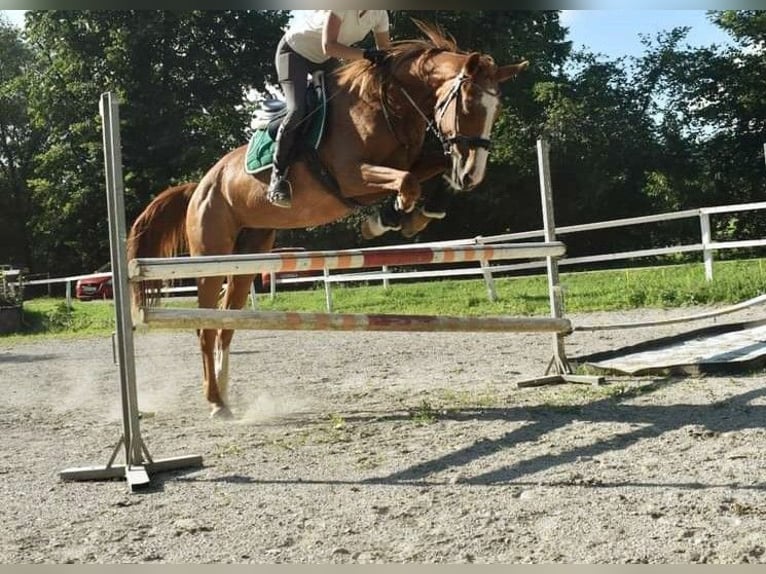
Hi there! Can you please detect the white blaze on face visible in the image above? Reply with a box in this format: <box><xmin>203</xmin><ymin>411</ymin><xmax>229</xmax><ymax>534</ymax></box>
<box><xmin>474</xmin><ymin>92</ymin><xmax>499</xmax><ymax>182</ymax></box>
<box><xmin>450</xmin><ymin>90</ymin><xmax>499</xmax><ymax>190</ymax></box>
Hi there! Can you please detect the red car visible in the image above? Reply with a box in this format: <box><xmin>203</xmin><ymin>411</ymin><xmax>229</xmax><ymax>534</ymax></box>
<box><xmin>75</xmin><ymin>264</ymin><xmax>113</xmax><ymax>301</ymax></box>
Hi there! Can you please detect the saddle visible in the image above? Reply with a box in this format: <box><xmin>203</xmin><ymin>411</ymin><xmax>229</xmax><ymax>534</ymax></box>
<box><xmin>245</xmin><ymin>71</ymin><xmax>327</xmax><ymax>175</ymax></box>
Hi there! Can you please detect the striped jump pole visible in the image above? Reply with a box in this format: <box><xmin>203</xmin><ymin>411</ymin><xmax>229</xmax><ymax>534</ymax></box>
<box><xmin>136</xmin><ymin>307</ymin><xmax>573</xmax><ymax>334</ymax></box>
<box><xmin>128</xmin><ymin>242</ymin><xmax>566</xmax><ymax>282</ymax></box>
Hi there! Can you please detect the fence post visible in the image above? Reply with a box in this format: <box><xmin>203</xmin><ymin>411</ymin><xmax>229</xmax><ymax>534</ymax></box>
<box><xmin>382</xmin><ymin>265</ymin><xmax>390</xmax><ymax>290</ymax></box>
<box><xmin>699</xmin><ymin>210</ymin><xmax>713</xmax><ymax>281</ymax></box>
<box><xmin>480</xmin><ymin>259</ymin><xmax>497</xmax><ymax>302</ymax></box>
<box><xmin>65</xmin><ymin>280</ymin><xmax>73</xmax><ymax>308</ymax></box>
<box><xmin>323</xmin><ymin>267</ymin><xmax>333</xmax><ymax>313</ymax></box>
<box><xmin>268</xmin><ymin>272</ymin><xmax>277</xmax><ymax>299</ymax></box>
<box><xmin>249</xmin><ymin>282</ymin><xmax>258</xmax><ymax>310</ymax></box>
<box><xmin>474</xmin><ymin>236</ymin><xmax>497</xmax><ymax>302</ymax></box>
<box><xmin>60</xmin><ymin>92</ymin><xmax>202</xmax><ymax>488</ymax></box>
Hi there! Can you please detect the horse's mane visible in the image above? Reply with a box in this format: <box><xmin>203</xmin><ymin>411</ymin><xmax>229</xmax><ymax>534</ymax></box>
<box><xmin>334</xmin><ymin>19</ymin><xmax>463</xmax><ymax>103</ymax></box>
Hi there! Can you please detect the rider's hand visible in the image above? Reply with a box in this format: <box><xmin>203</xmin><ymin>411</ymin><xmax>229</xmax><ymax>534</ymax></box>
<box><xmin>363</xmin><ymin>48</ymin><xmax>387</xmax><ymax>66</ymax></box>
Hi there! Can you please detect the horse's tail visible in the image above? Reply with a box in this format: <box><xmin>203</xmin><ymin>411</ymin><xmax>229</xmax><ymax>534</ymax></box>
<box><xmin>126</xmin><ymin>182</ymin><xmax>197</xmax><ymax>307</ymax></box>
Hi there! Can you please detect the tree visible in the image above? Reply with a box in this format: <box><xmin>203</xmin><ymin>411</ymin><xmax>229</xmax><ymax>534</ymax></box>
<box><xmin>22</xmin><ymin>10</ymin><xmax>289</xmax><ymax>274</ymax></box>
<box><xmin>0</xmin><ymin>17</ymin><xmax>35</xmax><ymax>268</ymax></box>
<box><xmin>657</xmin><ymin>11</ymin><xmax>766</xmax><ymax>247</ymax></box>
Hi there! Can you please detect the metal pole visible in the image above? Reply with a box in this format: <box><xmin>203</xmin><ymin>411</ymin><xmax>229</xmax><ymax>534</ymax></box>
<box><xmin>516</xmin><ymin>138</ymin><xmax>603</xmax><ymax>387</ymax></box>
<box><xmin>101</xmin><ymin>92</ymin><xmax>147</xmax><ymax>486</ymax></box>
<box><xmin>249</xmin><ymin>282</ymin><xmax>258</xmax><ymax>310</ymax></box>
<box><xmin>535</xmin><ymin>137</ymin><xmax>569</xmax><ymax>373</ymax></box>
<box><xmin>481</xmin><ymin>260</ymin><xmax>497</xmax><ymax>302</ymax></box>
<box><xmin>59</xmin><ymin>93</ymin><xmax>202</xmax><ymax>488</ymax></box>
<box><xmin>269</xmin><ymin>272</ymin><xmax>276</xmax><ymax>299</ymax></box>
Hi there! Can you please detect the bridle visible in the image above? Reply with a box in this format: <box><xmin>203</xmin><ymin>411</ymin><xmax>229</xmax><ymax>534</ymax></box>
<box><xmin>399</xmin><ymin>71</ymin><xmax>498</xmax><ymax>156</ymax></box>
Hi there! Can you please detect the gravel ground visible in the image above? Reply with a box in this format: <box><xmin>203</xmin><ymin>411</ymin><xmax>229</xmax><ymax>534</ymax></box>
<box><xmin>2</xmin><ymin>306</ymin><xmax>766</xmax><ymax>564</ymax></box>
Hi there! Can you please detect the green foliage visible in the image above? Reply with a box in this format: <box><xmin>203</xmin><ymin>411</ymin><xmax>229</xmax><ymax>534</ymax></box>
<box><xmin>20</xmin><ymin>10</ymin><xmax>289</xmax><ymax>275</ymax></box>
<box><xmin>656</xmin><ymin>10</ymin><xmax>766</xmax><ymax>223</ymax></box>
<box><xmin>10</xmin><ymin>298</ymin><xmax>114</xmax><ymax>337</ymax></box>
<box><xmin>2</xmin><ymin>9</ymin><xmax>765</xmax><ymax>286</ymax></box>
<box><xmin>0</xmin><ymin>20</ymin><xmax>35</xmax><ymax>268</ymax></box>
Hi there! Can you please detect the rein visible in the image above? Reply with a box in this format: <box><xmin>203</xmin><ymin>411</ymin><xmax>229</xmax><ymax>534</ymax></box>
<box><xmin>398</xmin><ymin>71</ymin><xmax>495</xmax><ymax>156</ymax></box>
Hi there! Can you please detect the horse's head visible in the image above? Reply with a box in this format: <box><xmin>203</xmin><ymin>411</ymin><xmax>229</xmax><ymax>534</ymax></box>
<box><xmin>334</xmin><ymin>21</ymin><xmax>529</xmax><ymax>192</ymax></box>
<box><xmin>433</xmin><ymin>52</ymin><xmax>529</xmax><ymax>191</ymax></box>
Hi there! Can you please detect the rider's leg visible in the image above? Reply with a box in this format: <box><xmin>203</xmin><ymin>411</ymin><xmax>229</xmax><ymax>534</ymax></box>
<box><xmin>268</xmin><ymin>39</ymin><xmax>312</xmax><ymax>208</ymax></box>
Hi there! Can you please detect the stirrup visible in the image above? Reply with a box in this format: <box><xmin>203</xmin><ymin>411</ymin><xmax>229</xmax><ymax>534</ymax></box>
<box><xmin>267</xmin><ymin>172</ymin><xmax>292</xmax><ymax>209</ymax></box>
<box><xmin>267</xmin><ymin>186</ymin><xmax>292</xmax><ymax>209</ymax></box>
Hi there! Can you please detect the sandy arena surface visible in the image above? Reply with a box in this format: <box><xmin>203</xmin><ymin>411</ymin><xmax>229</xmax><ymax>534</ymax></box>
<box><xmin>1</xmin><ymin>306</ymin><xmax>766</xmax><ymax>563</ymax></box>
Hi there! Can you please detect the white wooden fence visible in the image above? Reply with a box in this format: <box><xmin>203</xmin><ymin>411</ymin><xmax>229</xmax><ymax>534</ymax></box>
<box><xmin>277</xmin><ymin>200</ymin><xmax>766</xmax><ymax>309</ymax></box>
<box><xmin>13</xmin><ymin>199</ymin><xmax>766</xmax><ymax>311</ymax></box>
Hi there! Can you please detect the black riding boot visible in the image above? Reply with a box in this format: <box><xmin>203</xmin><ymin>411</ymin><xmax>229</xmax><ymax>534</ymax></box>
<box><xmin>267</xmin><ymin>167</ymin><xmax>292</xmax><ymax>209</ymax></box>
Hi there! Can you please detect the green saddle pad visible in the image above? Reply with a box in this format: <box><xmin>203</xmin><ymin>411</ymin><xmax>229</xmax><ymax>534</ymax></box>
<box><xmin>245</xmin><ymin>91</ymin><xmax>327</xmax><ymax>175</ymax></box>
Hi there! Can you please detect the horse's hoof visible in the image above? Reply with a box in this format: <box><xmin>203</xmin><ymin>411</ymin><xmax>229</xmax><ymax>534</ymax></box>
<box><xmin>210</xmin><ymin>404</ymin><xmax>234</xmax><ymax>420</ymax></box>
<box><xmin>360</xmin><ymin>220</ymin><xmax>375</xmax><ymax>240</ymax></box>
<box><xmin>361</xmin><ymin>217</ymin><xmax>390</xmax><ymax>239</ymax></box>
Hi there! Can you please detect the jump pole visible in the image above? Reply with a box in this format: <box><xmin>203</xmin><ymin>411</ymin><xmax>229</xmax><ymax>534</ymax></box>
<box><xmin>515</xmin><ymin>137</ymin><xmax>603</xmax><ymax>387</ymax></box>
<box><xmin>59</xmin><ymin>92</ymin><xmax>202</xmax><ymax>490</ymax></box>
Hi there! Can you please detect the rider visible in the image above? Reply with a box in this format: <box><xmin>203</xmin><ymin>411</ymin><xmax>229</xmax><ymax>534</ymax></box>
<box><xmin>267</xmin><ymin>10</ymin><xmax>392</xmax><ymax>209</ymax></box>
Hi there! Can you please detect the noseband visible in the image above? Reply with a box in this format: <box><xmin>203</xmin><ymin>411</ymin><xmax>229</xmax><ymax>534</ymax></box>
<box><xmin>400</xmin><ymin>71</ymin><xmax>496</xmax><ymax>156</ymax></box>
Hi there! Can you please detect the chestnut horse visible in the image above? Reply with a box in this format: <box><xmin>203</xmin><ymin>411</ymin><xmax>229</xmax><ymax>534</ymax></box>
<box><xmin>128</xmin><ymin>22</ymin><xmax>528</xmax><ymax>418</ymax></box>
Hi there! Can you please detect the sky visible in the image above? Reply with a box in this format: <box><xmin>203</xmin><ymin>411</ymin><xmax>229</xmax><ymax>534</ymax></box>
<box><xmin>560</xmin><ymin>10</ymin><xmax>734</xmax><ymax>59</ymax></box>
<box><xmin>0</xmin><ymin>10</ymin><xmax>736</xmax><ymax>60</ymax></box>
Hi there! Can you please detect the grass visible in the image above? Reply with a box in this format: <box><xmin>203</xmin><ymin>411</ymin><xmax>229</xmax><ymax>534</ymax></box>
<box><xmin>3</xmin><ymin>257</ymin><xmax>764</xmax><ymax>342</ymax></box>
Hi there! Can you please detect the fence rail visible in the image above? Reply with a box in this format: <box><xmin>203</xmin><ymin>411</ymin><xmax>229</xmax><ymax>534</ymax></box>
<box><xmin>11</xmin><ymin>200</ymin><xmax>766</xmax><ymax>311</ymax></box>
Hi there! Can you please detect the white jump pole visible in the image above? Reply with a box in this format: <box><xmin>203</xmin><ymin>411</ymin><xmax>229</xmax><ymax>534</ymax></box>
<box><xmin>59</xmin><ymin>92</ymin><xmax>202</xmax><ymax>490</ymax></box>
<box><xmin>516</xmin><ymin>137</ymin><xmax>603</xmax><ymax>387</ymax></box>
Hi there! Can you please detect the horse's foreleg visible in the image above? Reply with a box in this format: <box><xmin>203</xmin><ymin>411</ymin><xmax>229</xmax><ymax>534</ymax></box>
<box><xmin>214</xmin><ymin>272</ymin><xmax>259</xmax><ymax>404</ymax></box>
<box><xmin>353</xmin><ymin>164</ymin><xmax>422</xmax><ymax>238</ymax></box>
<box><xmin>400</xmin><ymin>209</ymin><xmax>437</xmax><ymax>238</ymax></box>
<box><xmin>400</xmin><ymin>177</ymin><xmax>451</xmax><ymax>237</ymax></box>
<box><xmin>358</xmin><ymin>157</ymin><xmax>448</xmax><ymax>239</ymax></box>
<box><xmin>196</xmin><ymin>275</ymin><xmax>231</xmax><ymax>418</ymax></box>
<box><xmin>214</xmin><ymin>333</ymin><xmax>230</xmax><ymax>405</ymax></box>
<box><xmin>358</xmin><ymin>163</ymin><xmax>422</xmax><ymax>213</ymax></box>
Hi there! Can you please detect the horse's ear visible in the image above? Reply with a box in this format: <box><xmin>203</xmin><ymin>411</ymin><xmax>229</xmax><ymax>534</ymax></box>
<box><xmin>496</xmin><ymin>60</ymin><xmax>529</xmax><ymax>83</ymax></box>
<box><xmin>462</xmin><ymin>52</ymin><xmax>482</xmax><ymax>77</ymax></box>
